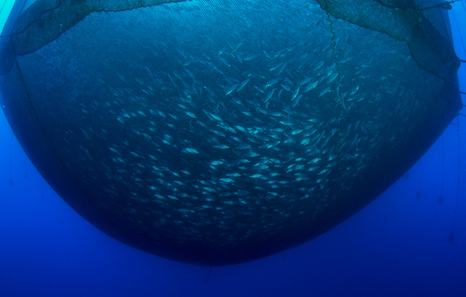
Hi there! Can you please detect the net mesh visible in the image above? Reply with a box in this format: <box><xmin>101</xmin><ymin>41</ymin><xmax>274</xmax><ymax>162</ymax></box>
<box><xmin>0</xmin><ymin>0</ymin><xmax>461</xmax><ymax>265</ymax></box>
<box><xmin>1</xmin><ymin>0</ymin><xmax>461</xmax><ymax>78</ymax></box>
<box><xmin>10</xmin><ymin>0</ymin><xmax>185</xmax><ymax>55</ymax></box>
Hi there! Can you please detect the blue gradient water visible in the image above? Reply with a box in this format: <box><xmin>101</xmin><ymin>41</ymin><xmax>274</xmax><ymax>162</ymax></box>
<box><xmin>1</xmin><ymin>1</ymin><xmax>465</xmax><ymax>296</ymax></box>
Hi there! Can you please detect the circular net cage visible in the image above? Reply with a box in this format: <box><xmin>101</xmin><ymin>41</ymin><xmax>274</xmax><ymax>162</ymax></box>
<box><xmin>0</xmin><ymin>0</ymin><xmax>462</xmax><ymax>265</ymax></box>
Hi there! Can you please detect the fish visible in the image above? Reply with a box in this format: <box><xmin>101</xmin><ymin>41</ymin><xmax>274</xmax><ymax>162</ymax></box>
<box><xmin>236</xmin><ymin>79</ymin><xmax>250</xmax><ymax>92</ymax></box>
<box><xmin>264</xmin><ymin>88</ymin><xmax>276</xmax><ymax>102</ymax></box>
<box><xmin>304</xmin><ymin>81</ymin><xmax>318</xmax><ymax>93</ymax></box>
<box><xmin>291</xmin><ymin>86</ymin><xmax>300</xmax><ymax>101</ymax></box>
<box><xmin>182</xmin><ymin>148</ymin><xmax>199</xmax><ymax>154</ymax></box>
<box><xmin>265</xmin><ymin>78</ymin><xmax>280</xmax><ymax>89</ymax></box>
<box><xmin>225</xmin><ymin>83</ymin><xmax>238</xmax><ymax>95</ymax></box>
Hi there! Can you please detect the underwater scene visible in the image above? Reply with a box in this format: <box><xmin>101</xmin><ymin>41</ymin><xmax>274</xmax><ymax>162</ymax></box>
<box><xmin>1</xmin><ymin>0</ymin><xmax>466</xmax><ymax>296</ymax></box>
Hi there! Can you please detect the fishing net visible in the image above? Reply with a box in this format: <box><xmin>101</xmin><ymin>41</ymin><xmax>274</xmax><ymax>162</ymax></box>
<box><xmin>0</xmin><ymin>0</ymin><xmax>461</xmax><ymax>265</ymax></box>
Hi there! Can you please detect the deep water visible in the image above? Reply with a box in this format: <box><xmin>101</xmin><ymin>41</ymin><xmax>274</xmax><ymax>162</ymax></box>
<box><xmin>1</xmin><ymin>1</ymin><xmax>466</xmax><ymax>297</ymax></box>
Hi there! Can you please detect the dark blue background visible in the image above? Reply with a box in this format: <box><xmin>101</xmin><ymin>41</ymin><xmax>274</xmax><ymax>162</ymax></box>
<box><xmin>1</xmin><ymin>1</ymin><xmax>466</xmax><ymax>296</ymax></box>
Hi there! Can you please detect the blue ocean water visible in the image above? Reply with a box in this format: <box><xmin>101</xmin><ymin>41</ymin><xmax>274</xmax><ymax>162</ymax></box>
<box><xmin>1</xmin><ymin>1</ymin><xmax>466</xmax><ymax>296</ymax></box>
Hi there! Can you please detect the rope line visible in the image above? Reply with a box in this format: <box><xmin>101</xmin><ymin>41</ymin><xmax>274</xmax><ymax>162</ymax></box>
<box><xmin>325</xmin><ymin>12</ymin><xmax>345</xmax><ymax>197</ymax></box>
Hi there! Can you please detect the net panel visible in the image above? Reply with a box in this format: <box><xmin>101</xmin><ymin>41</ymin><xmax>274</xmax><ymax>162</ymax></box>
<box><xmin>0</xmin><ymin>0</ymin><xmax>461</xmax><ymax>265</ymax></box>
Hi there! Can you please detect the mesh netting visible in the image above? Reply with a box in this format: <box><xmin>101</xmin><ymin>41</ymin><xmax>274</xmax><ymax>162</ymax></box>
<box><xmin>317</xmin><ymin>0</ymin><xmax>459</xmax><ymax>79</ymax></box>
<box><xmin>10</xmin><ymin>0</ymin><xmax>185</xmax><ymax>55</ymax></box>
<box><xmin>1</xmin><ymin>0</ymin><xmax>460</xmax><ymax>79</ymax></box>
<box><xmin>0</xmin><ymin>0</ymin><xmax>461</xmax><ymax>265</ymax></box>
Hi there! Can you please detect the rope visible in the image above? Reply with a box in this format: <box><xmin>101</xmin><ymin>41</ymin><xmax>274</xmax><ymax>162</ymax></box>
<box><xmin>440</xmin><ymin>135</ymin><xmax>445</xmax><ymax>204</ymax></box>
<box><xmin>325</xmin><ymin>11</ymin><xmax>345</xmax><ymax>196</ymax></box>
<box><xmin>450</xmin><ymin>6</ymin><xmax>466</xmax><ymax>59</ymax></box>
<box><xmin>449</xmin><ymin>116</ymin><xmax>461</xmax><ymax>242</ymax></box>
<box><xmin>8</xmin><ymin>131</ymin><xmax>13</xmax><ymax>185</ymax></box>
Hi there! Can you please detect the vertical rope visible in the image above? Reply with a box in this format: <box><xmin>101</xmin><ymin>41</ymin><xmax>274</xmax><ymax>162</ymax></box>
<box><xmin>417</xmin><ymin>159</ymin><xmax>422</xmax><ymax>199</ymax></box>
<box><xmin>8</xmin><ymin>130</ymin><xmax>13</xmax><ymax>186</ymax></box>
<box><xmin>325</xmin><ymin>12</ymin><xmax>345</xmax><ymax>192</ymax></box>
<box><xmin>449</xmin><ymin>116</ymin><xmax>461</xmax><ymax>242</ymax></box>
<box><xmin>439</xmin><ymin>135</ymin><xmax>445</xmax><ymax>204</ymax></box>
<box><xmin>450</xmin><ymin>3</ymin><xmax>466</xmax><ymax>58</ymax></box>
<box><xmin>204</xmin><ymin>265</ymin><xmax>212</xmax><ymax>286</ymax></box>
<box><xmin>0</xmin><ymin>0</ymin><xmax>9</xmax><ymax>15</ymax></box>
